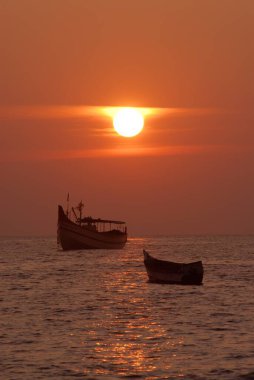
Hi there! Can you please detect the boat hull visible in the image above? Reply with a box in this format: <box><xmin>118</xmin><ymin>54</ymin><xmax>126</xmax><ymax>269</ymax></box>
<box><xmin>143</xmin><ymin>250</ymin><xmax>204</xmax><ymax>285</ymax></box>
<box><xmin>58</xmin><ymin>206</ymin><xmax>127</xmax><ymax>250</ymax></box>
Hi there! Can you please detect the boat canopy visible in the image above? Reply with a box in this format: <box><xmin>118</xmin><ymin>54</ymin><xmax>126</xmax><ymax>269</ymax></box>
<box><xmin>80</xmin><ymin>216</ymin><xmax>126</xmax><ymax>225</ymax></box>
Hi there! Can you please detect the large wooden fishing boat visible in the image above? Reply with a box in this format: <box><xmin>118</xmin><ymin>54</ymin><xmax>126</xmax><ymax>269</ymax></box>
<box><xmin>143</xmin><ymin>250</ymin><xmax>204</xmax><ymax>285</ymax></box>
<box><xmin>57</xmin><ymin>201</ymin><xmax>127</xmax><ymax>250</ymax></box>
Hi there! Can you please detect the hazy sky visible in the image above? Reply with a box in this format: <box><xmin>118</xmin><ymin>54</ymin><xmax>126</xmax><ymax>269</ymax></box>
<box><xmin>0</xmin><ymin>0</ymin><xmax>253</xmax><ymax>236</ymax></box>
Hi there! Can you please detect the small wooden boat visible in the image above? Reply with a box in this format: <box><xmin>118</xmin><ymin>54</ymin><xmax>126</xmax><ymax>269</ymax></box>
<box><xmin>143</xmin><ymin>250</ymin><xmax>204</xmax><ymax>285</ymax></box>
<box><xmin>57</xmin><ymin>201</ymin><xmax>127</xmax><ymax>250</ymax></box>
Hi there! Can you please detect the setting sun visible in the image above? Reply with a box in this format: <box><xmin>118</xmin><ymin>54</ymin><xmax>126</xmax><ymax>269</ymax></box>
<box><xmin>113</xmin><ymin>108</ymin><xmax>144</xmax><ymax>137</ymax></box>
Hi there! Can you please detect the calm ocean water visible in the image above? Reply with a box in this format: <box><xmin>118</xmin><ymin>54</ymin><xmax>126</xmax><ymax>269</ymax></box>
<box><xmin>0</xmin><ymin>235</ymin><xmax>253</xmax><ymax>380</ymax></box>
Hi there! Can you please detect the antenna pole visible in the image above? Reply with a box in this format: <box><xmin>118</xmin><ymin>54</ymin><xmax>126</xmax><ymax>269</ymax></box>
<box><xmin>66</xmin><ymin>193</ymin><xmax>70</xmax><ymax>217</ymax></box>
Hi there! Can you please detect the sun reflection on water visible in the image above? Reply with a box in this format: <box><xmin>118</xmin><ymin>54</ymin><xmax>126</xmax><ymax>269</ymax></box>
<box><xmin>82</xmin><ymin>325</ymin><xmax>185</xmax><ymax>377</ymax></box>
<box><xmin>76</xmin><ymin>264</ymin><xmax>185</xmax><ymax>377</ymax></box>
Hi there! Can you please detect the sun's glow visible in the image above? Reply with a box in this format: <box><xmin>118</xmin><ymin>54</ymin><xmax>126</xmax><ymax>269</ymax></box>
<box><xmin>113</xmin><ymin>108</ymin><xmax>144</xmax><ymax>137</ymax></box>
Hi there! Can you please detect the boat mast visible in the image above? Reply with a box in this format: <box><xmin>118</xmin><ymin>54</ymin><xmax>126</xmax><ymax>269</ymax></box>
<box><xmin>72</xmin><ymin>207</ymin><xmax>78</xmax><ymax>221</ymax></box>
<box><xmin>76</xmin><ymin>201</ymin><xmax>84</xmax><ymax>225</ymax></box>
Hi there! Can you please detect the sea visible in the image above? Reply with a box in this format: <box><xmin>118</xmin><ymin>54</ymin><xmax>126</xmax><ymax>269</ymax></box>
<box><xmin>0</xmin><ymin>235</ymin><xmax>253</xmax><ymax>380</ymax></box>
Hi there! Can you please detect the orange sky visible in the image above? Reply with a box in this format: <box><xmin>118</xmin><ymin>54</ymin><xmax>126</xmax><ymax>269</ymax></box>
<box><xmin>0</xmin><ymin>0</ymin><xmax>253</xmax><ymax>236</ymax></box>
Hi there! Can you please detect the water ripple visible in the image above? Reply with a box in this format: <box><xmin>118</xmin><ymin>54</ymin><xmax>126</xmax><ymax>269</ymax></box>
<box><xmin>0</xmin><ymin>235</ymin><xmax>254</xmax><ymax>379</ymax></box>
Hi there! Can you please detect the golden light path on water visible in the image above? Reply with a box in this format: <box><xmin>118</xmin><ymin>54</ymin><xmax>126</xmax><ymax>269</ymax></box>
<box><xmin>69</xmin><ymin>244</ymin><xmax>185</xmax><ymax>378</ymax></box>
